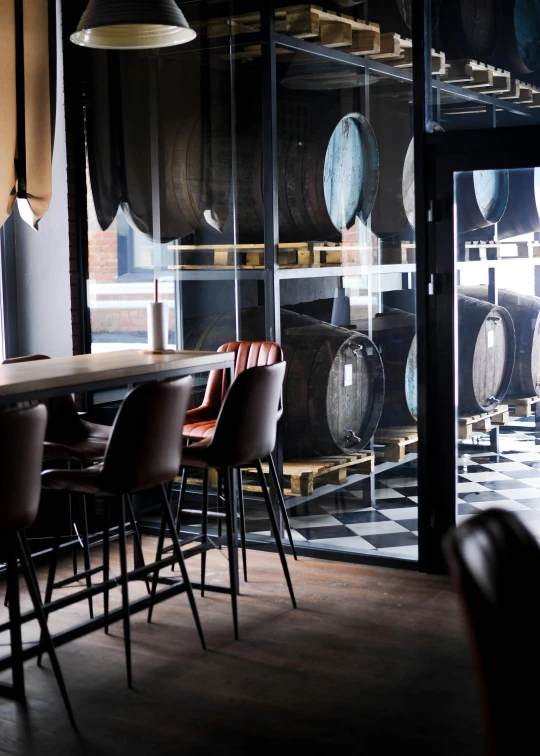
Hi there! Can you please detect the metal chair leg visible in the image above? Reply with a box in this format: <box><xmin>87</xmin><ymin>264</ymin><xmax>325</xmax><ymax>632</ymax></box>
<box><xmin>223</xmin><ymin>469</ymin><xmax>239</xmax><ymax>640</ymax></box>
<box><xmin>148</xmin><ymin>514</ymin><xmax>167</xmax><ymax>624</ymax></box>
<box><xmin>171</xmin><ymin>467</ymin><xmax>188</xmax><ymax>572</ymax></box>
<box><xmin>267</xmin><ymin>454</ymin><xmax>298</xmax><ymax>560</ymax></box>
<box><xmin>103</xmin><ymin>501</ymin><xmax>111</xmax><ymax>635</ymax></box>
<box><xmin>201</xmin><ymin>469</ymin><xmax>209</xmax><ymax>597</ymax></box>
<box><xmin>80</xmin><ymin>495</ymin><xmax>94</xmax><ymax>619</ymax></box>
<box><xmin>237</xmin><ymin>469</ymin><xmax>248</xmax><ymax>582</ymax></box>
<box><xmin>118</xmin><ymin>497</ymin><xmax>133</xmax><ymax>689</ymax></box>
<box><xmin>159</xmin><ymin>484</ymin><xmax>206</xmax><ymax>650</ymax></box>
<box><xmin>217</xmin><ymin>474</ymin><xmax>223</xmax><ymax>547</ymax></box>
<box><xmin>17</xmin><ymin>533</ymin><xmax>77</xmax><ymax>728</ymax></box>
<box><xmin>5</xmin><ymin>540</ymin><xmax>25</xmax><ymax>701</ymax></box>
<box><xmin>125</xmin><ymin>495</ymin><xmax>150</xmax><ymax>594</ymax></box>
<box><xmin>38</xmin><ymin>528</ymin><xmax>61</xmax><ymax>668</ymax></box>
<box><xmin>20</xmin><ymin>533</ymin><xmax>41</xmax><ymax>601</ymax></box>
<box><xmin>255</xmin><ymin>460</ymin><xmax>296</xmax><ymax>609</ymax></box>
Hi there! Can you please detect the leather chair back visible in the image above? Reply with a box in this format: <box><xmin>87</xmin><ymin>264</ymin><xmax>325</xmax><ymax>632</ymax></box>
<box><xmin>101</xmin><ymin>376</ymin><xmax>192</xmax><ymax>494</ymax></box>
<box><xmin>206</xmin><ymin>362</ymin><xmax>285</xmax><ymax>469</ymax></box>
<box><xmin>203</xmin><ymin>342</ymin><xmax>283</xmax><ymax>413</ymax></box>
<box><xmin>2</xmin><ymin>354</ymin><xmax>87</xmax><ymax>443</ymax></box>
<box><xmin>445</xmin><ymin>509</ymin><xmax>540</xmax><ymax>755</ymax></box>
<box><xmin>0</xmin><ymin>403</ymin><xmax>47</xmax><ymax>531</ymax></box>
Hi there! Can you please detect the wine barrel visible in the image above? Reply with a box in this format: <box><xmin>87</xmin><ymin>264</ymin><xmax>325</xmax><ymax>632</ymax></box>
<box><xmin>357</xmin><ymin>309</ymin><xmax>417</xmax><ymax>427</ymax></box>
<box><xmin>440</xmin><ymin>0</ymin><xmax>502</xmax><ymax>61</ymax></box>
<box><xmin>369</xmin><ymin>99</ymin><xmax>412</xmax><ymax>239</ymax></box>
<box><xmin>455</xmin><ymin>170</ymin><xmax>509</xmax><ymax>232</ymax></box>
<box><xmin>495</xmin><ymin>0</ymin><xmax>540</xmax><ymax>75</ymax></box>
<box><xmin>404</xmin><ymin>138</ymin><xmax>507</xmax><ymax>232</ymax></box>
<box><xmin>458</xmin><ymin>294</ymin><xmax>515</xmax><ymax>414</ymax></box>
<box><xmin>183</xmin><ymin>307</ymin><xmax>385</xmax><ymax>458</ymax></box>
<box><xmin>460</xmin><ymin>285</ymin><xmax>540</xmax><ymax>399</ymax></box>
<box><xmin>369</xmin><ymin>0</ymin><xmax>440</xmax><ymax>35</ymax></box>
<box><xmin>172</xmin><ymin>105</ymin><xmax>379</xmax><ymax>243</ymax></box>
<box><xmin>497</xmin><ymin>168</ymin><xmax>540</xmax><ymax>240</ymax></box>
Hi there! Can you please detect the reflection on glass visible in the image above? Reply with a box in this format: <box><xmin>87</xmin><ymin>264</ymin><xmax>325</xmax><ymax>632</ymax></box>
<box><xmin>455</xmin><ymin>168</ymin><xmax>540</xmax><ymax>536</ymax></box>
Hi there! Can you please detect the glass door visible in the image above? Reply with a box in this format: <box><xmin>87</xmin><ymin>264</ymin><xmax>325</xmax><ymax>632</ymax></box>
<box><xmin>426</xmin><ymin>128</ymin><xmax>540</xmax><ymax>570</ymax></box>
<box><xmin>455</xmin><ymin>166</ymin><xmax>540</xmax><ymax>541</ymax></box>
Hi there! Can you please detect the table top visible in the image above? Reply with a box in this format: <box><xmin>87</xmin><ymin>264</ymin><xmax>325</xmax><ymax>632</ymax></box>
<box><xmin>0</xmin><ymin>349</ymin><xmax>235</xmax><ymax>405</ymax></box>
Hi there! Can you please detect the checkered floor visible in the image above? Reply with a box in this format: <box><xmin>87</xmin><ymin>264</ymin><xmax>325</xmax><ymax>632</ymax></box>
<box><xmin>245</xmin><ymin>421</ymin><xmax>540</xmax><ymax>563</ymax></box>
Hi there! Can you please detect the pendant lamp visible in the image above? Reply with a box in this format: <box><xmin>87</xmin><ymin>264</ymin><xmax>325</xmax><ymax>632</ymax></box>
<box><xmin>71</xmin><ymin>0</ymin><xmax>196</xmax><ymax>50</ymax></box>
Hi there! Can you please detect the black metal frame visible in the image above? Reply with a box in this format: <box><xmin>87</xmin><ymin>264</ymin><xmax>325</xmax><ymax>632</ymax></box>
<box><xmin>420</xmin><ymin>125</ymin><xmax>540</xmax><ymax>570</ymax></box>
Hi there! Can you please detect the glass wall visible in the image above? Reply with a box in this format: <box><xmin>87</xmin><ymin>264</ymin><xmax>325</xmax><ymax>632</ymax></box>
<box><xmin>80</xmin><ymin>1</ymin><xmax>540</xmax><ymax>566</ymax></box>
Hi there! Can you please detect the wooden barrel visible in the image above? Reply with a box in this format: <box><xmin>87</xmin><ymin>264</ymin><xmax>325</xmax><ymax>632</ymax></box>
<box><xmin>440</xmin><ymin>0</ymin><xmax>502</xmax><ymax>61</ymax></box>
<box><xmin>172</xmin><ymin>104</ymin><xmax>379</xmax><ymax>243</ymax></box>
<box><xmin>369</xmin><ymin>0</ymin><xmax>440</xmax><ymax>35</ymax></box>
<box><xmin>458</xmin><ymin>294</ymin><xmax>515</xmax><ymax>414</ymax></box>
<box><xmin>405</xmin><ymin>140</ymin><xmax>507</xmax><ymax>232</ymax></box>
<box><xmin>183</xmin><ymin>307</ymin><xmax>385</xmax><ymax>459</ymax></box>
<box><xmin>497</xmin><ymin>168</ymin><xmax>540</xmax><ymax>240</ymax></box>
<box><xmin>369</xmin><ymin>98</ymin><xmax>412</xmax><ymax>239</ymax></box>
<box><xmin>460</xmin><ymin>286</ymin><xmax>540</xmax><ymax>399</ymax></box>
<box><xmin>456</xmin><ymin>170</ymin><xmax>509</xmax><ymax>232</ymax></box>
<box><xmin>357</xmin><ymin>309</ymin><xmax>417</xmax><ymax>427</ymax></box>
<box><xmin>495</xmin><ymin>0</ymin><xmax>540</xmax><ymax>75</ymax></box>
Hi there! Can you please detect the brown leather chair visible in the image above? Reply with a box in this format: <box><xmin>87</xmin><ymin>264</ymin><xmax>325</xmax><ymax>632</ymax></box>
<box><xmin>178</xmin><ymin>341</ymin><xmax>296</xmax><ymax>580</ymax></box>
<box><xmin>445</xmin><ymin>509</ymin><xmax>540</xmax><ymax>756</ymax></box>
<box><xmin>0</xmin><ymin>402</ymin><xmax>75</xmax><ymax>727</ymax></box>
<box><xmin>41</xmin><ymin>377</ymin><xmax>206</xmax><ymax>689</ymax></box>
<box><xmin>151</xmin><ymin>362</ymin><xmax>295</xmax><ymax>640</ymax></box>
<box><xmin>183</xmin><ymin>341</ymin><xmax>283</xmax><ymax>441</ymax></box>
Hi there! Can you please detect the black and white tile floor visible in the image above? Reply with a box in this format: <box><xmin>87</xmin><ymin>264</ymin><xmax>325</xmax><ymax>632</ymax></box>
<box><xmin>246</xmin><ymin>422</ymin><xmax>540</xmax><ymax>563</ymax></box>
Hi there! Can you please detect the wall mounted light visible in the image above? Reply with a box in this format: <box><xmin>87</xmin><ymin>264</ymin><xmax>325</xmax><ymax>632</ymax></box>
<box><xmin>70</xmin><ymin>0</ymin><xmax>196</xmax><ymax>50</ymax></box>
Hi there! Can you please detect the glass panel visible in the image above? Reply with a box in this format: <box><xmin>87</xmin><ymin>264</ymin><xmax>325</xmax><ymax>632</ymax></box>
<box><xmin>454</xmin><ymin>167</ymin><xmax>540</xmax><ymax>535</ymax></box>
<box><xmin>275</xmin><ymin>45</ymin><xmax>418</xmax><ymax>562</ymax></box>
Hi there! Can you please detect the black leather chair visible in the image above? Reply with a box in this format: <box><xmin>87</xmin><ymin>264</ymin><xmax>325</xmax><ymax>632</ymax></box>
<box><xmin>445</xmin><ymin>508</ymin><xmax>540</xmax><ymax>756</ymax></box>
<box><xmin>0</xmin><ymin>402</ymin><xmax>75</xmax><ymax>727</ymax></box>
<box><xmin>42</xmin><ymin>377</ymin><xmax>206</xmax><ymax>688</ymax></box>
<box><xmin>150</xmin><ymin>362</ymin><xmax>296</xmax><ymax>640</ymax></box>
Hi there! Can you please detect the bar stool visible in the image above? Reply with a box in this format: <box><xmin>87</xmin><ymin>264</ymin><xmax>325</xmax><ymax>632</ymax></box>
<box><xmin>151</xmin><ymin>362</ymin><xmax>295</xmax><ymax>640</ymax></box>
<box><xmin>41</xmin><ymin>377</ymin><xmax>206</xmax><ymax>689</ymax></box>
<box><xmin>0</xmin><ymin>402</ymin><xmax>75</xmax><ymax>727</ymax></box>
<box><xmin>2</xmin><ymin>355</ymin><xmax>148</xmax><ymax>623</ymax></box>
<box><xmin>178</xmin><ymin>341</ymin><xmax>297</xmax><ymax>579</ymax></box>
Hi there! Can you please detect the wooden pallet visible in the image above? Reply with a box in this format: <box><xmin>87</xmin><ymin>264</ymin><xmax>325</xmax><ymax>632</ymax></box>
<box><xmin>458</xmin><ymin>406</ymin><xmax>509</xmax><ymax>440</ymax></box>
<box><xmin>380</xmin><ymin>241</ymin><xmax>416</xmax><ymax>265</ymax></box>
<box><xmin>168</xmin><ymin>242</ymin><xmax>344</xmax><ymax>269</ymax></box>
<box><xmin>374</xmin><ymin>427</ymin><xmax>418</xmax><ymax>463</ymax></box>
<box><xmin>204</xmin><ymin>5</ymin><xmax>380</xmax><ymax>54</ymax></box>
<box><xmin>371</xmin><ymin>33</ymin><xmax>445</xmax><ymax>75</ymax></box>
<box><xmin>442</xmin><ymin>59</ymin><xmax>511</xmax><ymax>94</ymax></box>
<box><xmin>511</xmin><ymin>396</ymin><xmax>540</xmax><ymax>418</ymax></box>
<box><xmin>464</xmin><ymin>241</ymin><xmax>540</xmax><ymax>262</ymax></box>
<box><xmin>245</xmin><ymin>452</ymin><xmax>375</xmax><ymax>496</ymax></box>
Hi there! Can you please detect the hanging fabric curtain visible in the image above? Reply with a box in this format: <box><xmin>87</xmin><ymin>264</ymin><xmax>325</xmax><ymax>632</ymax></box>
<box><xmin>0</xmin><ymin>0</ymin><xmax>55</xmax><ymax>230</ymax></box>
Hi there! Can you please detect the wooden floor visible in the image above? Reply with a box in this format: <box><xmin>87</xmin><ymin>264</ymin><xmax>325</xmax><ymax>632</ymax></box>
<box><xmin>0</xmin><ymin>539</ymin><xmax>484</xmax><ymax>756</ymax></box>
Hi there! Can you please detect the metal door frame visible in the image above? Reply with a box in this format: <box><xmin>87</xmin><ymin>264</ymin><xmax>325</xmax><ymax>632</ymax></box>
<box><xmin>419</xmin><ymin>126</ymin><xmax>540</xmax><ymax>571</ymax></box>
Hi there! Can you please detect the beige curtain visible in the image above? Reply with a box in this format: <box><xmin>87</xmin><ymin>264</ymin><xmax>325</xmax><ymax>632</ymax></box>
<box><xmin>0</xmin><ymin>0</ymin><xmax>53</xmax><ymax>230</ymax></box>
<box><xmin>0</xmin><ymin>1</ymin><xmax>17</xmax><ymax>227</ymax></box>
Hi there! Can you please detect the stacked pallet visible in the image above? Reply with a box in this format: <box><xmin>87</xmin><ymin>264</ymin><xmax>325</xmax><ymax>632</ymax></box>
<box><xmin>168</xmin><ymin>242</ymin><xmax>346</xmax><ymax>269</ymax></box>
<box><xmin>463</xmin><ymin>241</ymin><xmax>540</xmax><ymax>262</ymax></box>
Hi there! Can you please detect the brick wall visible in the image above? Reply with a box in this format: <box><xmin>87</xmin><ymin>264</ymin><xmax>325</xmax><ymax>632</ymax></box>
<box><xmin>88</xmin><ymin>195</ymin><xmax>119</xmax><ymax>282</ymax></box>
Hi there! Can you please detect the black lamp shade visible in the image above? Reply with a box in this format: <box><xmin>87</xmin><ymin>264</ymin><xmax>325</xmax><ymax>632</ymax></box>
<box><xmin>71</xmin><ymin>0</ymin><xmax>196</xmax><ymax>49</ymax></box>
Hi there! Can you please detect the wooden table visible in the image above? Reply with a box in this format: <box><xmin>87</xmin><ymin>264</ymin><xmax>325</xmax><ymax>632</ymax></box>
<box><xmin>0</xmin><ymin>349</ymin><xmax>235</xmax><ymax>405</ymax></box>
<box><xmin>0</xmin><ymin>349</ymin><xmax>237</xmax><ymax>674</ymax></box>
